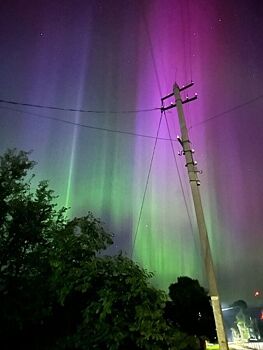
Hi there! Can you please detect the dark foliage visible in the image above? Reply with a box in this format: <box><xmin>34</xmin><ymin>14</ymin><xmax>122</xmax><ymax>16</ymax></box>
<box><xmin>0</xmin><ymin>149</ymin><xmax>198</xmax><ymax>350</ymax></box>
<box><xmin>165</xmin><ymin>276</ymin><xmax>217</xmax><ymax>346</ymax></box>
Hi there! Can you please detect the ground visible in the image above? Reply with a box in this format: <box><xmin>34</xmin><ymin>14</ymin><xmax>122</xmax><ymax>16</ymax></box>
<box><xmin>207</xmin><ymin>342</ymin><xmax>263</xmax><ymax>350</ymax></box>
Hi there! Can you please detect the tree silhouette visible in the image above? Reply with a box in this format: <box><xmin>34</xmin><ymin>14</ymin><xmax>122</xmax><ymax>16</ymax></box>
<box><xmin>165</xmin><ymin>276</ymin><xmax>216</xmax><ymax>349</ymax></box>
<box><xmin>0</xmin><ymin>149</ymin><xmax>198</xmax><ymax>350</ymax></box>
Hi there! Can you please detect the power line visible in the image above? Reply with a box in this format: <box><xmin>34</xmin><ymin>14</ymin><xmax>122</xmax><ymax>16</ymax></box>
<box><xmin>0</xmin><ymin>98</ymin><xmax>160</xmax><ymax>114</ymax></box>
<box><xmin>1</xmin><ymin>91</ymin><xmax>262</xmax><ymax>128</ymax></box>
<box><xmin>131</xmin><ymin>112</ymin><xmax>164</xmax><ymax>258</ymax></box>
<box><xmin>131</xmin><ymin>5</ymin><xmax>164</xmax><ymax>258</ymax></box>
<box><xmin>190</xmin><ymin>93</ymin><xmax>263</xmax><ymax>129</ymax></box>
<box><xmin>0</xmin><ymin>105</ymin><xmax>177</xmax><ymax>141</ymax></box>
<box><xmin>140</xmin><ymin>3</ymin><xmax>163</xmax><ymax>97</ymax></box>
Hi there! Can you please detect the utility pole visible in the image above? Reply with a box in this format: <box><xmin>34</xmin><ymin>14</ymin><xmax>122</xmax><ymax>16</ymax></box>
<box><xmin>161</xmin><ymin>82</ymin><xmax>229</xmax><ymax>350</ymax></box>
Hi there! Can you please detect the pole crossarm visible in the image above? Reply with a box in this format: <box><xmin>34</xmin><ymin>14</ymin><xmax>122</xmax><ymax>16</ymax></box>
<box><xmin>161</xmin><ymin>81</ymin><xmax>196</xmax><ymax>111</ymax></box>
<box><xmin>161</xmin><ymin>81</ymin><xmax>195</xmax><ymax>101</ymax></box>
<box><xmin>161</xmin><ymin>94</ymin><xmax>197</xmax><ymax>111</ymax></box>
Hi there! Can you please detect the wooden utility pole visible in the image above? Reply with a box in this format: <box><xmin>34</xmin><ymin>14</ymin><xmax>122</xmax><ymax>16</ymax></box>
<box><xmin>161</xmin><ymin>82</ymin><xmax>229</xmax><ymax>350</ymax></box>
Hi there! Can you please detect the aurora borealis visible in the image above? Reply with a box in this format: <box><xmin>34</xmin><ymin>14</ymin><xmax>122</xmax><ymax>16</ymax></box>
<box><xmin>0</xmin><ymin>0</ymin><xmax>263</xmax><ymax>305</ymax></box>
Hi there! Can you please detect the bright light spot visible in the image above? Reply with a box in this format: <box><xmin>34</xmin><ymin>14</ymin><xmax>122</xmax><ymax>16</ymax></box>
<box><xmin>255</xmin><ymin>290</ymin><xmax>261</xmax><ymax>297</ymax></box>
<box><xmin>222</xmin><ymin>306</ymin><xmax>235</xmax><ymax>311</ymax></box>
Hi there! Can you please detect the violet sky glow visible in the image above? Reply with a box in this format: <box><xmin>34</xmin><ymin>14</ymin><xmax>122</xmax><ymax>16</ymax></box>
<box><xmin>0</xmin><ymin>0</ymin><xmax>263</xmax><ymax>305</ymax></box>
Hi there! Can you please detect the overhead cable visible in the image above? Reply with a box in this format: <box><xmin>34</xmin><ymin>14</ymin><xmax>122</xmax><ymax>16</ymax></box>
<box><xmin>131</xmin><ymin>112</ymin><xmax>164</xmax><ymax>258</ymax></box>
<box><xmin>0</xmin><ymin>98</ymin><xmax>160</xmax><ymax>114</ymax></box>
<box><xmin>190</xmin><ymin>94</ymin><xmax>263</xmax><ymax>129</ymax></box>
<box><xmin>0</xmin><ymin>105</ymin><xmax>177</xmax><ymax>141</ymax></box>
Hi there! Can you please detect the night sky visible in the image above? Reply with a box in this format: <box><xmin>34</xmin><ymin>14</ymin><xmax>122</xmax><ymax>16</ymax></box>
<box><xmin>0</xmin><ymin>0</ymin><xmax>263</xmax><ymax>306</ymax></box>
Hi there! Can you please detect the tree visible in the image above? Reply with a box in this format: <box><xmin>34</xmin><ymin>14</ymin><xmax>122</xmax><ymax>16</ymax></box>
<box><xmin>0</xmin><ymin>149</ymin><xmax>113</xmax><ymax>348</ymax></box>
<box><xmin>56</xmin><ymin>254</ymin><xmax>198</xmax><ymax>350</ymax></box>
<box><xmin>0</xmin><ymin>149</ymin><xmax>65</xmax><ymax>348</ymax></box>
<box><xmin>0</xmin><ymin>149</ymin><xmax>198</xmax><ymax>350</ymax></box>
<box><xmin>165</xmin><ymin>277</ymin><xmax>216</xmax><ymax>349</ymax></box>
